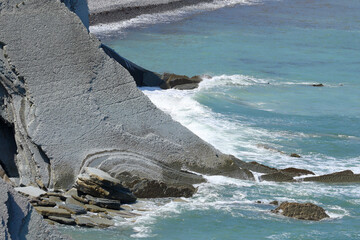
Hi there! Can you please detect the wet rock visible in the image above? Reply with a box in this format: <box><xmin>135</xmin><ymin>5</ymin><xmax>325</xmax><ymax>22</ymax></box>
<box><xmin>272</xmin><ymin>202</ymin><xmax>329</xmax><ymax>221</ymax></box>
<box><xmin>303</xmin><ymin>170</ymin><xmax>360</xmax><ymax>183</ymax></box>
<box><xmin>132</xmin><ymin>179</ymin><xmax>197</xmax><ymax>198</ymax></box>
<box><xmin>85</xmin><ymin>195</ymin><xmax>121</xmax><ymax>210</ymax></box>
<box><xmin>34</xmin><ymin>207</ymin><xmax>71</xmax><ymax>218</ymax></box>
<box><xmin>14</xmin><ymin>186</ymin><xmax>46</xmax><ymax>198</ymax></box>
<box><xmin>58</xmin><ymin>203</ymin><xmax>87</xmax><ymax>215</ymax></box>
<box><xmin>160</xmin><ymin>73</ymin><xmax>202</xmax><ymax>89</ymax></box>
<box><xmin>48</xmin><ymin>216</ymin><xmax>76</xmax><ymax>225</ymax></box>
<box><xmin>290</xmin><ymin>153</ymin><xmax>301</xmax><ymax>158</ymax></box>
<box><xmin>260</xmin><ymin>172</ymin><xmax>294</xmax><ymax>182</ymax></box>
<box><xmin>269</xmin><ymin>200</ymin><xmax>279</xmax><ymax>206</ymax></box>
<box><xmin>312</xmin><ymin>83</ymin><xmax>324</xmax><ymax>87</ymax></box>
<box><xmin>256</xmin><ymin>201</ymin><xmax>262</xmax><ymax>204</ymax></box>
<box><xmin>281</xmin><ymin>168</ymin><xmax>315</xmax><ymax>177</ymax></box>
<box><xmin>75</xmin><ymin>167</ymin><xmax>136</xmax><ymax>203</ymax></box>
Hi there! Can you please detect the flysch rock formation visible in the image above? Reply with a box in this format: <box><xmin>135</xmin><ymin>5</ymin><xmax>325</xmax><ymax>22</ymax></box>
<box><xmin>0</xmin><ymin>0</ymin><xmax>252</xmax><ymax>195</ymax></box>
<box><xmin>0</xmin><ymin>178</ymin><xmax>71</xmax><ymax>240</ymax></box>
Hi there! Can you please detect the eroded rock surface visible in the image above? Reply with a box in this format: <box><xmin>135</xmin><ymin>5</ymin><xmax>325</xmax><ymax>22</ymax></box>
<box><xmin>303</xmin><ymin>170</ymin><xmax>360</xmax><ymax>183</ymax></box>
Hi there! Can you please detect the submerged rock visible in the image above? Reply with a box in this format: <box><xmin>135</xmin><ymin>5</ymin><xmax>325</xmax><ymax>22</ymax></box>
<box><xmin>272</xmin><ymin>202</ymin><xmax>329</xmax><ymax>221</ymax></box>
<box><xmin>75</xmin><ymin>167</ymin><xmax>136</xmax><ymax>203</ymax></box>
<box><xmin>303</xmin><ymin>170</ymin><xmax>360</xmax><ymax>183</ymax></box>
<box><xmin>312</xmin><ymin>83</ymin><xmax>324</xmax><ymax>87</ymax></box>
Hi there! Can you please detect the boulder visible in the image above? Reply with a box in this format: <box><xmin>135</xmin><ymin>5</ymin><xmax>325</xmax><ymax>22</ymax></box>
<box><xmin>14</xmin><ymin>186</ymin><xmax>46</xmax><ymax>198</ymax></box>
<box><xmin>58</xmin><ymin>203</ymin><xmax>87</xmax><ymax>215</ymax></box>
<box><xmin>85</xmin><ymin>195</ymin><xmax>121</xmax><ymax>210</ymax></box>
<box><xmin>281</xmin><ymin>168</ymin><xmax>315</xmax><ymax>177</ymax></box>
<box><xmin>269</xmin><ymin>200</ymin><xmax>279</xmax><ymax>206</ymax></box>
<box><xmin>34</xmin><ymin>207</ymin><xmax>71</xmax><ymax>218</ymax></box>
<box><xmin>75</xmin><ymin>167</ymin><xmax>136</xmax><ymax>203</ymax></box>
<box><xmin>272</xmin><ymin>202</ymin><xmax>329</xmax><ymax>221</ymax></box>
<box><xmin>303</xmin><ymin>170</ymin><xmax>360</xmax><ymax>183</ymax></box>
<box><xmin>48</xmin><ymin>216</ymin><xmax>76</xmax><ymax>225</ymax></box>
<box><xmin>160</xmin><ymin>73</ymin><xmax>202</xmax><ymax>89</ymax></box>
<box><xmin>290</xmin><ymin>153</ymin><xmax>301</xmax><ymax>158</ymax></box>
<box><xmin>260</xmin><ymin>172</ymin><xmax>294</xmax><ymax>182</ymax></box>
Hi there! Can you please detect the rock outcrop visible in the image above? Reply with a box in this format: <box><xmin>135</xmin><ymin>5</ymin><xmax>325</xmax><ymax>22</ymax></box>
<box><xmin>0</xmin><ymin>0</ymin><xmax>252</xmax><ymax>196</ymax></box>
<box><xmin>272</xmin><ymin>202</ymin><xmax>329</xmax><ymax>221</ymax></box>
<box><xmin>0</xmin><ymin>178</ymin><xmax>71</xmax><ymax>239</ymax></box>
<box><xmin>160</xmin><ymin>73</ymin><xmax>203</xmax><ymax>90</ymax></box>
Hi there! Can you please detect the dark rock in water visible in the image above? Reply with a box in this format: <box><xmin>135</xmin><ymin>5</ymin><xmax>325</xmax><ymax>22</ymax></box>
<box><xmin>303</xmin><ymin>170</ymin><xmax>360</xmax><ymax>183</ymax></box>
<box><xmin>312</xmin><ymin>83</ymin><xmax>324</xmax><ymax>87</ymax></box>
<box><xmin>290</xmin><ymin>153</ymin><xmax>301</xmax><ymax>158</ymax></box>
<box><xmin>58</xmin><ymin>203</ymin><xmax>87</xmax><ymax>215</ymax></box>
<box><xmin>160</xmin><ymin>73</ymin><xmax>202</xmax><ymax>89</ymax></box>
<box><xmin>269</xmin><ymin>200</ymin><xmax>279</xmax><ymax>206</ymax></box>
<box><xmin>75</xmin><ymin>168</ymin><xmax>136</xmax><ymax>203</ymax></box>
<box><xmin>173</xmin><ymin>83</ymin><xmax>199</xmax><ymax>90</ymax></box>
<box><xmin>281</xmin><ymin>168</ymin><xmax>315</xmax><ymax>177</ymax></box>
<box><xmin>48</xmin><ymin>216</ymin><xmax>76</xmax><ymax>225</ymax></box>
<box><xmin>272</xmin><ymin>202</ymin><xmax>329</xmax><ymax>221</ymax></box>
<box><xmin>256</xmin><ymin>201</ymin><xmax>262</xmax><ymax>204</ymax></box>
<box><xmin>260</xmin><ymin>172</ymin><xmax>294</xmax><ymax>182</ymax></box>
<box><xmin>85</xmin><ymin>195</ymin><xmax>121</xmax><ymax>210</ymax></box>
<box><xmin>132</xmin><ymin>179</ymin><xmax>197</xmax><ymax>198</ymax></box>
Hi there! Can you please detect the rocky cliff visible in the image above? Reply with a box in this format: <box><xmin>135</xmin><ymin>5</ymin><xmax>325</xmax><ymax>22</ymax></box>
<box><xmin>0</xmin><ymin>0</ymin><xmax>251</xmax><ymax>195</ymax></box>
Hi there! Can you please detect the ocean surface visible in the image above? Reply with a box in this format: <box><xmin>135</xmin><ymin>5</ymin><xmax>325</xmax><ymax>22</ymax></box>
<box><xmin>62</xmin><ymin>0</ymin><xmax>360</xmax><ymax>239</ymax></box>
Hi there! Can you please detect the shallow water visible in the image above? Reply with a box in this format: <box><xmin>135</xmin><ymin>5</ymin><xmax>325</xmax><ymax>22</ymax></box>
<box><xmin>62</xmin><ymin>0</ymin><xmax>360</xmax><ymax>239</ymax></box>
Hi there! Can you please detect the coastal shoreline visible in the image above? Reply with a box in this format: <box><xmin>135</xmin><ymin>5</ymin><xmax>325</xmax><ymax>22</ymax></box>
<box><xmin>88</xmin><ymin>0</ymin><xmax>214</xmax><ymax>25</ymax></box>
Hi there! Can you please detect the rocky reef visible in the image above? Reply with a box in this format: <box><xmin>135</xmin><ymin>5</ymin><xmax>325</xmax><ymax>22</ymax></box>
<box><xmin>272</xmin><ymin>202</ymin><xmax>329</xmax><ymax>221</ymax></box>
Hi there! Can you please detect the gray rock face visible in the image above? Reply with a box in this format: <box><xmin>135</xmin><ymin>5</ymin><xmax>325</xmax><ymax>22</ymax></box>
<box><xmin>0</xmin><ymin>178</ymin><xmax>71</xmax><ymax>240</ymax></box>
<box><xmin>0</xmin><ymin>0</ymin><xmax>250</xmax><ymax>193</ymax></box>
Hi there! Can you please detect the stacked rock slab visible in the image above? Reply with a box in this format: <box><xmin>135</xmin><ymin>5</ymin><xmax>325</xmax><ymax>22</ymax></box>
<box><xmin>0</xmin><ymin>178</ymin><xmax>70</xmax><ymax>240</ymax></box>
<box><xmin>0</xmin><ymin>0</ymin><xmax>252</xmax><ymax>193</ymax></box>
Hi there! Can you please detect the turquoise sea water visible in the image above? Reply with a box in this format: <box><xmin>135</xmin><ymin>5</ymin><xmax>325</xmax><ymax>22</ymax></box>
<box><xmin>63</xmin><ymin>0</ymin><xmax>360</xmax><ymax>239</ymax></box>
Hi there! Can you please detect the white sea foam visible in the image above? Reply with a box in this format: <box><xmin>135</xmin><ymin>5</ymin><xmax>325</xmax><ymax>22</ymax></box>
<box><xmin>90</xmin><ymin>0</ymin><xmax>260</xmax><ymax>35</ymax></box>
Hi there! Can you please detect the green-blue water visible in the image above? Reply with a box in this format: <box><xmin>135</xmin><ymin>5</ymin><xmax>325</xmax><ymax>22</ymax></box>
<box><xmin>63</xmin><ymin>0</ymin><xmax>360</xmax><ymax>239</ymax></box>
